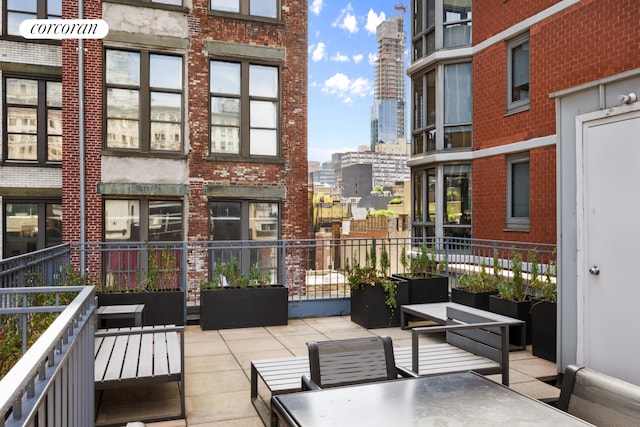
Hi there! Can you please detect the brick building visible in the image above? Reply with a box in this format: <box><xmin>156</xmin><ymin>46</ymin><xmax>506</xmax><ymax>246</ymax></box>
<box><xmin>0</xmin><ymin>0</ymin><xmax>63</xmax><ymax>258</ymax></box>
<box><xmin>408</xmin><ymin>0</ymin><xmax>640</xmax><ymax>244</ymax></box>
<box><xmin>0</xmin><ymin>1</ymin><xmax>307</xmax><ymax>262</ymax></box>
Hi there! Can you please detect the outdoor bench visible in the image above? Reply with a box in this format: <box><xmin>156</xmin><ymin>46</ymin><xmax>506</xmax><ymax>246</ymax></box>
<box><xmin>94</xmin><ymin>325</ymin><xmax>185</xmax><ymax>423</ymax></box>
<box><xmin>251</xmin><ymin>308</ymin><xmax>510</xmax><ymax>426</ymax></box>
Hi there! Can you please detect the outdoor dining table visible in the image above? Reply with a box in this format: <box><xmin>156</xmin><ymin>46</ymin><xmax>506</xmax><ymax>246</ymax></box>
<box><xmin>270</xmin><ymin>371</ymin><xmax>594</xmax><ymax>426</ymax></box>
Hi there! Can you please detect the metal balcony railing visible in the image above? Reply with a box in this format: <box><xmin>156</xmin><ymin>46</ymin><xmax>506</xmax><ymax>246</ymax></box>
<box><xmin>0</xmin><ymin>286</ymin><xmax>96</xmax><ymax>427</ymax></box>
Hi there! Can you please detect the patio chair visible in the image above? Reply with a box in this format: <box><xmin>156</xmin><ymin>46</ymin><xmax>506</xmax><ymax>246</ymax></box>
<box><xmin>558</xmin><ymin>364</ymin><xmax>640</xmax><ymax>425</ymax></box>
<box><xmin>302</xmin><ymin>336</ymin><xmax>417</xmax><ymax>390</ymax></box>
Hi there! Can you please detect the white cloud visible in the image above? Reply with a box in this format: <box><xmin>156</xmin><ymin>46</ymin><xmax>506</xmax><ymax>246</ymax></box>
<box><xmin>311</xmin><ymin>42</ymin><xmax>327</xmax><ymax>62</ymax></box>
<box><xmin>322</xmin><ymin>72</ymin><xmax>372</xmax><ymax>104</ymax></box>
<box><xmin>368</xmin><ymin>52</ymin><xmax>378</xmax><ymax>65</ymax></box>
<box><xmin>332</xmin><ymin>3</ymin><xmax>358</xmax><ymax>34</ymax></box>
<box><xmin>331</xmin><ymin>52</ymin><xmax>349</xmax><ymax>62</ymax></box>
<box><xmin>352</xmin><ymin>54</ymin><xmax>364</xmax><ymax>64</ymax></box>
<box><xmin>365</xmin><ymin>9</ymin><xmax>386</xmax><ymax>34</ymax></box>
<box><xmin>310</xmin><ymin>0</ymin><xmax>324</xmax><ymax>16</ymax></box>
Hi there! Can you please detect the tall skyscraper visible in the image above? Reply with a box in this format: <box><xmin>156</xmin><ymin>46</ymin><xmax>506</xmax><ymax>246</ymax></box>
<box><xmin>371</xmin><ymin>9</ymin><xmax>406</xmax><ymax>150</ymax></box>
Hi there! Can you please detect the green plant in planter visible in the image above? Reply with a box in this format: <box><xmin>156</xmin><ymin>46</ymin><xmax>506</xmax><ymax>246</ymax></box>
<box><xmin>399</xmin><ymin>242</ymin><xmax>441</xmax><ymax>278</ymax></box>
<box><xmin>531</xmin><ymin>249</ymin><xmax>557</xmax><ymax>303</ymax></box>
<box><xmin>346</xmin><ymin>240</ymin><xmax>397</xmax><ymax>310</ymax></box>
<box><xmin>201</xmin><ymin>258</ymin><xmax>272</xmax><ymax>290</ymax></box>
<box><xmin>457</xmin><ymin>262</ymin><xmax>496</xmax><ymax>292</ymax></box>
<box><xmin>497</xmin><ymin>249</ymin><xmax>528</xmax><ymax>302</ymax></box>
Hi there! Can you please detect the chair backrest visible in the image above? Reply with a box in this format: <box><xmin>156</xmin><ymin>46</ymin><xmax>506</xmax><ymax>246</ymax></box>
<box><xmin>307</xmin><ymin>336</ymin><xmax>397</xmax><ymax>389</ymax></box>
<box><xmin>558</xmin><ymin>364</ymin><xmax>640</xmax><ymax>426</ymax></box>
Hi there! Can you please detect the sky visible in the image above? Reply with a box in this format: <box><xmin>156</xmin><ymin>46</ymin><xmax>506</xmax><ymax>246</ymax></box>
<box><xmin>307</xmin><ymin>1</ymin><xmax>409</xmax><ymax>164</ymax></box>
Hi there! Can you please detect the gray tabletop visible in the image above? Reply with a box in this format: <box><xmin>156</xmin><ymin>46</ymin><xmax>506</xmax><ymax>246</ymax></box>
<box><xmin>271</xmin><ymin>372</ymin><xmax>593</xmax><ymax>426</ymax></box>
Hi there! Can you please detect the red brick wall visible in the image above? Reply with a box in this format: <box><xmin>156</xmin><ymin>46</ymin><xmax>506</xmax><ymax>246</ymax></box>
<box><xmin>61</xmin><ymin>1</ymin><xmax>103</xmax><ymax>245</ymax></box>
<box><xmin>187</xmin><ymin>0</ymin><xmax>308</xmax><ymax>241</ymax></box>
<box><xmin>472</xmin><ymin>0</ymin><xmax>640</xmax><ymax>243</ymax></box>
<box><xmin>62</xmin><ymin>0</ymin><xmax>308</xmax><ymax>245</ymax></box>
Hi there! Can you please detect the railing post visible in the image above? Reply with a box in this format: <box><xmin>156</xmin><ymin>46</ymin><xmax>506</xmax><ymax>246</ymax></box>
<box><xmin>182</xmin><ymin>241</ymin><xmax>188</xmax><ymax>325</ymax></box>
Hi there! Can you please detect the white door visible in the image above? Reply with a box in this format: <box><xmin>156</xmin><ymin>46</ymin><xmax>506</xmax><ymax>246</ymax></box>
<box><xmin>576</xmin><ymin>106</ymin><xmax>640</xmax><ymax>385</ymax></box>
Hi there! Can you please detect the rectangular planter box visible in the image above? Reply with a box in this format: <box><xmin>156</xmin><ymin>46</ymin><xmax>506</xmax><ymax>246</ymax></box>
<box><xmin>488</xmin><ymin>295</ymin><xmax>531</xmax><ymax>346</ymax></box>
<box><xmin>392</xmin><ymin>274</ymin><xmax>449</xmax><ymax>304</ymax></box>
<box><xmin>450</xmin><ymin>288</ymin><xmax>497</xmax><ymax>311</ymax></box>
<box><xmin>200</xmin><ymin>285</ymin><xmax>288</xmax><ymax>330</ymax></box>
<box><xmin>350</xmin><ymin>278</ymin><xmax>409</xmax><ymax>329</ymax></box>
<box><xmin>530</xmin><ymin>299</ymin><xmax>557</xmax><ymax>362</ymax></box>
<box><xmin>97</xmin><ymin>290</ymin><xmax>185</xmax><ymax>326</ymax></box>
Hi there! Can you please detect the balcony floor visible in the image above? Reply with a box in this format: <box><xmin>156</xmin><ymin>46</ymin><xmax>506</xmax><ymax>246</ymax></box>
<box><xmin>95</xmin><ymin>316</ymin><xmax>560</xmax><ymax>426</ymax></box>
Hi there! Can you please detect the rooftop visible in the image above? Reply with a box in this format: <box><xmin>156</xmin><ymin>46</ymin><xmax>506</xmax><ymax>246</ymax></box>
<box><xmin>95</xmin><ymin>316</ymin><xmax>560</xmax><ymax>427</ymax></box>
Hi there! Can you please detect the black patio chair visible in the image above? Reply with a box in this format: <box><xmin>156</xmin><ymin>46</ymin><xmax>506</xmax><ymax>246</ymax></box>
<box><xmin>558</xmin><ymin>364</ymin><xmax>640</xmax><ymax>426</ymax></box>
<box><xmin>301</xmin><ymin>336</ymin><xmax>417</xmax><ymax>390</ymax></box>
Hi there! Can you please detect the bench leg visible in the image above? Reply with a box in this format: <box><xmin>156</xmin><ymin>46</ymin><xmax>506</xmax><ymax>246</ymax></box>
<box><xmin>251</xmin><ymin>362</ymin><xmax>271</xmax><ymax>426</ymax></box>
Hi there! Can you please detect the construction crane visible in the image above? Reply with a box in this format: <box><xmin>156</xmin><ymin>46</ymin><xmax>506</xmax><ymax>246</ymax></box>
<box><xmin>395</xmin><ymin>1</ymin><xmax>407</xmax><ymax>15</ymax></box>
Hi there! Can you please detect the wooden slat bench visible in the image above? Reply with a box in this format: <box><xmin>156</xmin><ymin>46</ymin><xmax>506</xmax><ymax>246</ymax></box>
<box><xmin>94</xmin><ymin>325</ymin><xmax>185</xmax><ymax>423</ymax></box>
<box><xmin>251</xmin><ymin>309</ymin><xmax>510</xmax><ymax>426</ymax></box>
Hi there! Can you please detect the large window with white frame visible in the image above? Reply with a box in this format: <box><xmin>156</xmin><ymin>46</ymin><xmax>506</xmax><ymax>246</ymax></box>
<box><xmin>507</xmin><ymin>33</ymin><xmax>530</xmax><ymax>112</ymax></box>
<box><xmin>210</xmin><ymin>60</ymin><xmax>280</xmax><ymax>158</ymax></box>
<box><xmin>412</xmin><ymin>168</ymin><xmax>436</xmax><ymax>238</ymax></box>
<box><xmin>3</xmin><ymin>76</ymin><xmax>62</xmax><ymax>163</ymax></box>
<box><xmin>105</xmin><ymin>49</ymin><xmax>183</xmax><ymax>153</ymax></box>
<box><xmin>3</xmin><ymin>0</ymin><xmax>61</xmax><ymax>37</ymax></box>
<box><xmin>506</xmin><ymin>153</ymin><xmax>530</xmax><ymax>230</ymax></box>
<box><xmin>210</xmin><ymin>0</ymin><xmax>279</xmax><ymax>19</ymax></box>
<box><xmin>444</xmin><ymin>62</ymin><xmax>472</xmax><ymax>149</ymax></box>
<box><xmin>443</xmin><ymin>164</ymin><xmax>471</xmax><ymax>238</ymax></box>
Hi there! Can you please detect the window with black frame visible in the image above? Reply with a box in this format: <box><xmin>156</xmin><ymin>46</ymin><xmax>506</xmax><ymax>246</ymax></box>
<box><xmin>208</xmin><ymin>200</ymin><xmax>279</xmax><ymax>283</ymax></box>
<box><xmin>105</xmin><ymin>49</ymin><xmax>183</xmax><ymax>153</ymax></box>
<box><xmin>4</xmin><ymin>0</ymin><xmax>61</xmax><ymax>37</ymax></box>
<box><xmin>3</xmin><ymin>201</ymin><xmax>61</xmax><ymax>257</ymax></box>
<box><xmin>210</xmin><ymin>0</ymin><xmax>279</xmax><ymax>19</ymax></box>
<box><xmin>4</xmin><ymin>76</ymin><xmax>62</xmax><ymax>163</ymax></box>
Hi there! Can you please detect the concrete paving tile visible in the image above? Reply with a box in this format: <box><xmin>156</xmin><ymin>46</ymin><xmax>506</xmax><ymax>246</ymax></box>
<box><xmin>189</xmin><ymin>416</ymin><xmax>263</xmax><ymax>427</ymax></box>
<box><xmin>224</xmin><ymin>336</ymin><xmax>287</xmax><ymax>354</ymax></box>
<box><xmin>144</xmin><ymin>420</ymin><xmax>187</xmax><ymax>427</ymax></box>
<box><xmin>184</xmin><ymin>337</ymin><xmax>230</xmax><ymax>357</ymax></box>
<box><xmin>511</xmin><ymin>356</ymin><xmax>559</xmax><ymax>379</ymax></box>
<box><xmin>266</xmin><ymin>319</ymin><xmax>318</xmax><ymax>336</ymax></box>
<box><xmin>184</xmin><ymin>325</ymin><xmax>221</xmax><ymax>341</ymax></box>
<box><xmin>185</xmin><ymin>369</ymin><xmax>249</xmax><ymax>397</ymax></box>
<box><xmin>321</xmin><ymin>329</ymin><xmax>377</xmax><ymax>340</ymax></box>
<box><xmin>274</xmin><ymin>332</ymin><xmax>327</xmax><ymax>349</ymax></box>
<box><xmin>186</xmin><ymin>353</ymin><xmax>241</xmax><ymax>374</ymax></box>
<box><xmin>303</xmin><ymin>315</ymin><xmax>362</xmax><ymax>332</ymax></box>
<box><xmin>509</xmin><ymin>380</ymin><xmax>561</xmax><ymax>400</ymax></box>
<box><xmin>218</xmin><ymin>327</ymin><xmax>273</xmax><ymax>341</ymax></box>
<box><xmin>186</xmin><ymin>390</ymin><xmax>256</xmax><ymax>425</ymax></box>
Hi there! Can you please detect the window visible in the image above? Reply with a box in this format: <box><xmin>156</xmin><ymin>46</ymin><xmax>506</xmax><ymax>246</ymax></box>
<box><xmin>444</xmin><ymin>62</ymin><xmax>472</xmax><ymax>149</ymax></box>
<box><xmin>4</xmin><ymin>77</ymin><xmax>62</xmax><ymax>163</ymax></box>
<box><xmin>443</xmin><ymin>0</ymin><xmax>472</xmax><ymax>48</ymax></box>
<box><xmin>3</xmin><ymin>201</ymin><xmax>61</xmax><ymax>257</ymax></box>
<box><xmin>104</xmin><ymin>199</ymin><xmax>183</xmax><ymax>241</ymax></box>
<box><xmin>506</xmin><ymin>153</ymin><xmax>530</xmax><ymax>229</ymax></box>
<box><xmin>412</xmin><ymin>69</ymin><xmax>436</xmax><ymax>154</ymax></box>
<box><xmin>105</xmin><ymin>49</ymin><xmax>183</xmax><ymax>153</ymax></box>
<box><xmin>507</xmin><ymin>34</ymin><xmax>530</xmax><ymax>111</ymax></box>
<box><xmin>412</xmin><ymin>168</ymin><xmax>436</xmax><ymax>238</ymax></box>
<box><xmin>210</xmin><ymin>60</ymin><xmax>279</xmax><ymax>157</ymax></box>
<box><xmin>4</xmin><ymin>0</ymin><xmax>61</xmax><ymax>37</ymax></box>
<box><xmin>211</xmin><ymin>0</ymin><xmax>278</xmax><ymax>19</ymax></box>
<box><xmin>209</xmin><ymin>200</ymin><xmax>279</xmax><ymax>280</ymax></box>
<box><xmin>412</xmin><ymin>0</ymin><xmax>471</xmax><ymax>60</ymax></box>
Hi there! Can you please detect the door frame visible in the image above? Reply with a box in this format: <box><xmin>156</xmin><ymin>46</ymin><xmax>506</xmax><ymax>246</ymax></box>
<box><xmin>574</xmin><ymin>102</ymin><xmax>640</xmax><ymax>365</ymax></box>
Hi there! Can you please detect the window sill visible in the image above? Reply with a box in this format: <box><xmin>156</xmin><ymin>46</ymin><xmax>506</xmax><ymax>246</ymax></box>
<box><xmin>0</xmin><ymin>160</ymin><xmax>62</xmax><ymax>168</ymax></box>
<box><xmin>207</xmin><ymin>10</ymin><xmax>283</xmax><ymax>25</ymax></box>
<box><xmin>0</xmin><ymin>35</ymin><xmax>61</xmax><ymax>45</ymax></box>
<box><xmin>102</xmin><ymin>0</ymin><xmax>188</xmax><ymax>13</ymax></box>
<box><xmin>101</xmin><ymin>150</ymin><xmax>188</xmax><ymax>160</ymax></box>
<box><xmin>206</xmin><ymin>155</ymin><xmax>284</xmax><ymax>165</ymax></box>
<box><xmin>503</xmin><ymin>223</ymin><xmax>530</xmax><ymax>232</ymax></box>
<box><xmin>504</xmin><ymin>103</ymin><xmax>530</xmax><ymax>117</ymax></box>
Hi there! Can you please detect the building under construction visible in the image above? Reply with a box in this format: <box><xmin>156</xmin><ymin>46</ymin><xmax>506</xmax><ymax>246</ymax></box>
<box><xmin>371</xmin><ymin>5</ymin><xmax>407</xmax><ymax>149</ymax></box>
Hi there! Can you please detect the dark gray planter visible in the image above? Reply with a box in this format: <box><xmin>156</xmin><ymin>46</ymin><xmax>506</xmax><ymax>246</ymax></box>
<box><xmin>350</xmin><ymin>278</ymin><xmax>409</xmax><ymax>329</ymax></box>
<box><xmin>97</xmin><ymin>290</ymin><xmax>185</xmax><ymax>326</ymax></box>
<box><xmin>392</xmin><ymin>274</ymin><xmax>449</xmax><ymax>304</ymax></box>
<box><xmin>200</xmin><ymin>285</ymin><xmax>288</xmax><ymax>330</ymax></box>
<box><xmin>488</xmin><ymin>295</ymin><xmax>531</xmax><ymax>346</ymax></box>
<box><xmin>450</xmin><ymin>288</ymin><xmax>498</xmax><ymax>311</ymax></box>
<box><xmin>530</xmin><ymin>299</ymin><xmax>557</xmax><ymax>362</ymax></box>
